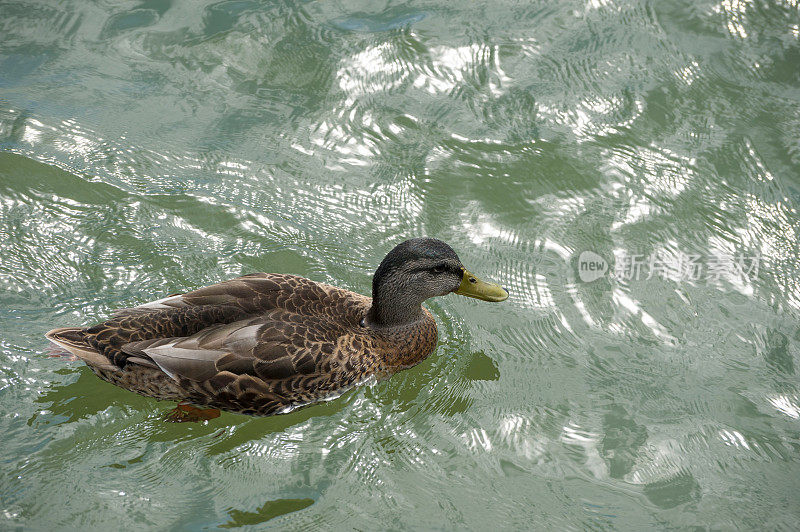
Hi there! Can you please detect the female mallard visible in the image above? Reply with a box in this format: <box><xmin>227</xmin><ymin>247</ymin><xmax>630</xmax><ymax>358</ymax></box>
<box><xmin>45</xmin><ymin>238</ymin><xmax>508</xmax><ymax>421</ymax></box>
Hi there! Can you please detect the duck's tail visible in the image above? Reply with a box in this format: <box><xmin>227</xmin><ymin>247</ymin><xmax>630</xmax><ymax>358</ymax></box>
<box><xmin>44</xmin><ymin>327</ymin><xmax>118</xmax><ymax>371</ymax></box>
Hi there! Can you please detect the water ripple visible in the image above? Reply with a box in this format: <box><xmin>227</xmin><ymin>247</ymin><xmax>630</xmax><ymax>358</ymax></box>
<box><xmin>1</xmin><ymin>0</ymin><xmax>800</xmax><ymax>529</ymax></box>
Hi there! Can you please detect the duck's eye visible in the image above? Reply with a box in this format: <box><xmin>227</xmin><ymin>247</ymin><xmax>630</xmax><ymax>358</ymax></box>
<box><xmin>432</xmin><ymin>264</ymin><xmax>447</xmax><ymax>274</ymax></box>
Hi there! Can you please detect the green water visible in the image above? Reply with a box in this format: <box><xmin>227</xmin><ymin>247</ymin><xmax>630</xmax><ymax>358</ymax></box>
<box><xmin>1</xmin><ymin>0</ymin><xmax>799</xmax><ymax>529</ymax></box>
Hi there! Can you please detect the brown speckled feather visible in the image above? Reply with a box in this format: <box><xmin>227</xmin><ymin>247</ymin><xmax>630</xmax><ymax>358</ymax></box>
<box><xmin>46</xmin><ymin>273</ymin><xmax>438</xmax><ymax>416</ymax></box>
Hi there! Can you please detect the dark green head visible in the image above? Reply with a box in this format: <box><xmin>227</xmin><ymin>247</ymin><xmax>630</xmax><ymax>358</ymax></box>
<box><xmin>366</xmin><ymin>237</ymin><xmax>508</xmax><ymax>327</ymax></box>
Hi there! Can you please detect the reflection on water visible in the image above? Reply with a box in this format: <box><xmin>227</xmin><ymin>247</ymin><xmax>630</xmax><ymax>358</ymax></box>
<box><xmin>1</xmin><ymin>0</ymin><xmax>799</xmax><ymax>529</ymax></box>
<box><xmin>221</xmin><ymin>498</ymin><xmax>316</xmax><ymax>528</ymax></box>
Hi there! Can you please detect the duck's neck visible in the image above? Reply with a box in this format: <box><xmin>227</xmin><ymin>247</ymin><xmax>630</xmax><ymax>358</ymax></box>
<box><xmin>365</xmin><ymin>282</ymin><xmax>425</xmax><ymax>327</ymax></box>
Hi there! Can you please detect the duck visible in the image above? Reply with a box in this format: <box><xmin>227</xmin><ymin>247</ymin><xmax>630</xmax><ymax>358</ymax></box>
<box><xmin>45</xmin><ymin>237</ymin><xmax>508</xmax><ymax>421</ymax></box>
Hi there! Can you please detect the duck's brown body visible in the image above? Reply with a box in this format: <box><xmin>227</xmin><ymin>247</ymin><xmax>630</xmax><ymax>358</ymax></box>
<box><xmin>46</xmin><ymin>273</ymin><xmax>437</xmax><ymax>416</ymax></box>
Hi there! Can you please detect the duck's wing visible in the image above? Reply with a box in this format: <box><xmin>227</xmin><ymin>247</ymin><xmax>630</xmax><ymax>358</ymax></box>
<box><xmin>117</xmin><ymin>273</ymin><xmax>334</xmax><ymax>316</ymax></box>
<box><xmin>120</xmin><ymin>308</ymin><xmax>372</xmax><ymax>409</ymax></box>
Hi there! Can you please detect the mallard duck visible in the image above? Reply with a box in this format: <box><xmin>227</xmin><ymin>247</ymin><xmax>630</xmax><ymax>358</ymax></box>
<box><xmin>45</xmin><ymin>238</ymin><xmax>508</xmax><ymax>421</ymax></box>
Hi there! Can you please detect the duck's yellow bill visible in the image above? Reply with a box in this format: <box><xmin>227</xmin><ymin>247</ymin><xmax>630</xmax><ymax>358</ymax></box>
<box><xmin>454</xmin><ymin>269</ymin><xmax>509</xmax><ymax>302</ymax></box>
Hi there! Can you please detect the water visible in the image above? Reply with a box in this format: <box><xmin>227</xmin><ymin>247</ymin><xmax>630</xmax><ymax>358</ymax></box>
<box><xmin>1</xmin><ymin>0</ymin><xmax>799</xmax><ymax>528</ymax></box>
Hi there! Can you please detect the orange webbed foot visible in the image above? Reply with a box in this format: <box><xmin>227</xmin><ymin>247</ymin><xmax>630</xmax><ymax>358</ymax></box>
<box><xmin>46</xmin><ymin>344</ymin><xmax>79</xmax><ymax>361</ymax></box>
<box><xmin>165</xmin><ymin>402</ymin><xmax>221</xmax><ymax>423</ymax></box>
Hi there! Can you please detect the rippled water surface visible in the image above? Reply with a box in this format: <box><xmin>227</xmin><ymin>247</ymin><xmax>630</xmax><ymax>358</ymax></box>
<box><xmin>2</xmin><ymin>0</ymin><xmax>800</xmax><ymax>528</ymax></box>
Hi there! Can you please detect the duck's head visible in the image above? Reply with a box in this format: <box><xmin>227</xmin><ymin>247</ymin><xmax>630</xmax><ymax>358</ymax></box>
<box><xmin>365</xmin><ymin>237</ymin><xmax>508</xmax><ymax>327</ymax></box>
